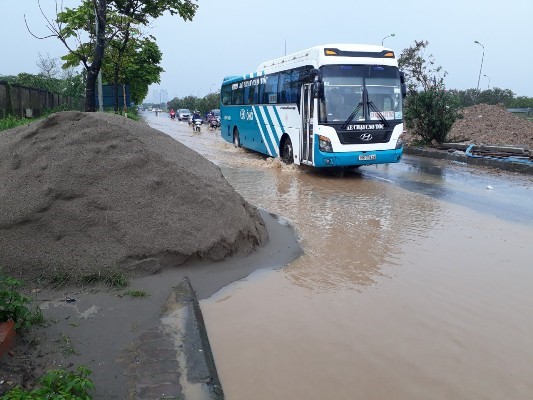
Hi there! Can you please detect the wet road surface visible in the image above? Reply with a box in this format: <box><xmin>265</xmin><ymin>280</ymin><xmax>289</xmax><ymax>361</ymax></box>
<box><xmin>145</xmin><ymin>112</ymin><xmax>533</xmax><ymax>400</ymax></box>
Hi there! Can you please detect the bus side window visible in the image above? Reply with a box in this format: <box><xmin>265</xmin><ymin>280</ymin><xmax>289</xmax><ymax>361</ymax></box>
<box><xmin>233</xmin><ymin>86</ymin><xmax>244</xmax><ymax>105</ymax></box>
<box><xmin>222</xmin><ymin>85</ymin><xmax>231</xmax><ymax>105</ymax></box>
<box><xmin>278</xmin><ymin>71</ymin><xmax>291</xmax><ymax>104</ymax></box>
<box><xmin>263</xmin><ymin>73</ymin><xmax>279</xmax><ymax>104</ymax></box>
<box><xmin>244</xmin><ymin>84</ymin><xmax>258</xmax><ymax>105</ymax></box>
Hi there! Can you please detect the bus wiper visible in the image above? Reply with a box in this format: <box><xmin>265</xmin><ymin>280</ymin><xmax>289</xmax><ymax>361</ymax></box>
<box><xmin>341</xmin><ymin>102</ymin><xmax>363</xmax><ymax>130</ymax></box>
<box><xmin>367</xmin><ymin>101</ymin><xmax>390</xmax><ymax>127</ymax></box>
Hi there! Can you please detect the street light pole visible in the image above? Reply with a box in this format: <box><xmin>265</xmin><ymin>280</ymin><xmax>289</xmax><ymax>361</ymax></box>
<box><xmin>381</xmin><ymin>33</ymin><xmax>395</xmax><ymax>46</ymax></box>
<box><xmin>474</xmin><ymin>40</ymin><xmax>485</xmax><ymax>91</ymax></box>
<box><xmin>483</xmin><ymin>74</ymin><xmax>491</xmax><ymax>90</ymax></box>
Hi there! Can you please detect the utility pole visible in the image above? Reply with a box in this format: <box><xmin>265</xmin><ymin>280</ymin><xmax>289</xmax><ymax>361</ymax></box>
<box><xmin>381</xmin><ymin>33</ymin><xmax>395</xmax><ymax>46</ymax></box>
<box><xmin>474</xmin><ymin>41</ymin><xmax>485</xmax><ymax>92</ymax></box>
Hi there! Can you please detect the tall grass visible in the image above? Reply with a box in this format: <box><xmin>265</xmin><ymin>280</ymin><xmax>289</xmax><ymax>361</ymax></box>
<box><xmin>0</xmin><ymin>115</ymin><xmax>31</xmax><ymax>132</ymax></box>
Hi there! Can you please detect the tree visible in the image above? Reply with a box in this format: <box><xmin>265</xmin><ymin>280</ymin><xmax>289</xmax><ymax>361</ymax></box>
<box><xmin>399</xmin><ymin>40</ymin><xmax>460</xmax><ymax>144</ymax></box>
<box><xmin>167</xmin><ymin>92</ymin><xmax>220</xmax><ymax>115</ymax></box>
<box><xmin>27</xmin><ymin>0</ymin><xmax>198</xmax><ymax>112</ymax></box>
<box><xmin>27</xmin><ymin>0</ymin><xmax>107</xmax><ymax>112</ymax></box>
<box><xmin>120</xmin><ymin>37</ymin><xmax>164</xmax><ymax>104</ymax></box>
<box><xmin>36</xmin><ymin>53</ymin><xmax>61</xmax><ymax>78</ymax></box>
<box><xmin>404</xmin><ymin>85</ymin><xmax>462</xmax><ymax>144</ymax></box>
<box><xmin>105</xmin><ymin>0</ymin><xmax>198</xmax><ymax>111</ymax></box>
<box><xmin>398</xmin><ymin>40</ymin><xmax>444</xmax><ymax>92</ymax></box>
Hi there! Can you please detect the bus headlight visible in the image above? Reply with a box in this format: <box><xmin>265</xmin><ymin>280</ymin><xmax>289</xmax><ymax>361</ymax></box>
<box><xmin>319</xmin><ymin>135</ymin><xmax>333</xmax><ymax>152</ymax></box>
<box><xmin>395</xmin><ymin>137</ymin><xmax>403</xmax><ymax>149</ymax></box>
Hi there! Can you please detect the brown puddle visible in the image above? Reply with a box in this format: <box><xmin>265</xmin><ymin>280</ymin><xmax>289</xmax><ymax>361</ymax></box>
<box><xmin>202</xmin><ymin>203</ymin><xmax>533</xmax><ymax>400</ymax></box>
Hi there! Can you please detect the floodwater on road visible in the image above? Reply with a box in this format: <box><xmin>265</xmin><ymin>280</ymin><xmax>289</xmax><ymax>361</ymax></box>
<box><xmin>146</xmin><ymin>113</ymin><xmax>533</xmax><ymax>400</ymax></box>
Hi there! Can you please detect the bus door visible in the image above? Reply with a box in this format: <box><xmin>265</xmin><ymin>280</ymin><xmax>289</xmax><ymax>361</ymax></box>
<box><xmin>300</xmin><ymin>84</ymin><xmax>313</xmax><ymax>164</ymax></box>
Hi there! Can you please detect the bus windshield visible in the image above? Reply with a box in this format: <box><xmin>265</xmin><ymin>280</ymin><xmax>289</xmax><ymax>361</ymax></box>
<box><xmin>319</xmin><ymin>65</ymin><xmax>402</xmax><ymax>124</ymax></box>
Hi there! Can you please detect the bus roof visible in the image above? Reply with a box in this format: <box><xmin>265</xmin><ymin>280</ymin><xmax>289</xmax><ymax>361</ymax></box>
<box><xmin>222</xmin><ymin>44</ymin><xmax>398</xmax><ymax>85</ymax></box>
<box><xmin>258</xmin><ymin>44</ymin><xmax>397</xmax><ymax>73</ymax></box>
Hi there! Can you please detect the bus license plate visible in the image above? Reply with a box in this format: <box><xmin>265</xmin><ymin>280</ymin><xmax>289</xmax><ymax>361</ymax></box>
<box><xmin>359</xmin><ymin>154</ymin><xmax>376</xmax><ymax>161</ymax></box>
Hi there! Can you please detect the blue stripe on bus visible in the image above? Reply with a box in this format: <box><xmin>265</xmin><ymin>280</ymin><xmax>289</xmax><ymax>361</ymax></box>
<box><xmin>261</xmin><ymin>106</ymin><xmax>280</xmax><ymax>156</ymax></box>
<box><xmin>272</xmin><ymin>107</ymin><xmax>285</xmax><ymax>132</ymax></box>
<box><xmin>260</xmin><ymin>107</ymin><xmax>277</xmax><ymax>156</ymax></box>
<box><xmin>253</xmin><ymin>106</ymin><xmax>276</xmax><ymax>156</ymax></box>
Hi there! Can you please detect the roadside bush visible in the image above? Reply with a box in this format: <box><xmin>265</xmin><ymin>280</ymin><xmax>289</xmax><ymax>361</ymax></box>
<box><xmin>405</xmin><ymin>88</ymin><xmax>462</xmax><ymax>144</ymax></box>
<box><xmin>0</xmin><ymin>116</ymin><xmax>30</xmax><ymax>132</ymax></box>
<box><xmin>3</xmin><ymin>366</ymin><xmax>95</xmax><ymax>400</ymax></box>
<box><xmin>0</xmin><ymin>272</ymin><xmax>43</xmax><ymax>330</ymax></box>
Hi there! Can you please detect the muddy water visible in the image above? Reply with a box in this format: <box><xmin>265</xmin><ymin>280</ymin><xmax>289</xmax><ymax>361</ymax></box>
<box><xmin>147</xmin><ymin>114</ymin><xmax>533</xmax><ymax>399</ymax></box>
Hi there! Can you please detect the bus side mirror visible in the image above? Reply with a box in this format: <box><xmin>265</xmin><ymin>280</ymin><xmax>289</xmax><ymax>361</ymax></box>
<box><xmin>400</xmin><ymin>71</ymin><xmax>407</xmax><ymax>98</ymax></box>
<box><xmin>313</xmin><ymin>81</ymin><xmax>324</xmax><ymax>98</ymax></box>
<box><xmin>401</xmin><ymin>83</ymin><xmax>407</xmax><ymax>98</ymax></box>
<box><xmin>304</xmin><ymin>68</ymin><xmax>321</xmax><ymax>84</ymax></box>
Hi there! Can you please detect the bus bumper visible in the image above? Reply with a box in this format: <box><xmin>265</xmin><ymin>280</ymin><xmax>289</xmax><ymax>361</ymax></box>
<box><xmin>313</xmin><ymin>146</ymin><xmax>403</xmax><ymax>168</ymax></box>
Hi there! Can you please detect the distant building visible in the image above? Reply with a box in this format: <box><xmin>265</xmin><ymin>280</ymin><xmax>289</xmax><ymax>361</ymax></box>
<box><xmin>152</xmin><ymin>89</ymin><xmax>168</xmax><ymax>105</ymax></box>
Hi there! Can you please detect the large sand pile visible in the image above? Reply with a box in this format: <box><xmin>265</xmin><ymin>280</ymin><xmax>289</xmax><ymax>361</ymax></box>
<box><xmin>0</xmin><ymin>111</ymin><xmax>268</xmax><ymax>284</ymax></box>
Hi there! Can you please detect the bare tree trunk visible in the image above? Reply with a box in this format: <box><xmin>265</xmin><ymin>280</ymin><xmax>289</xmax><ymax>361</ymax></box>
<box><xmin>85</xmin><ymin>0</ymin><xmax>107</xmax><ymax>112</ymax></box>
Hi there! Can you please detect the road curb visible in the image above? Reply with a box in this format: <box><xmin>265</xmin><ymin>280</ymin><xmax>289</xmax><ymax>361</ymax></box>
<box><xmin>404</xmin><ymin>146</ymin><xmax>533</xmax><ymax>175</ymax></box>
<box><xmin>177</xmin><ymin>277</ymin><xmax>224</xmax><ymax>399</ymax></box>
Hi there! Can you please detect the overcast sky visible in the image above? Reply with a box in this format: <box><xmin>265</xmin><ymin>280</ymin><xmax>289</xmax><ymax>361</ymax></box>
<box><xmin>2</xmin><ymin>0</ymin><xmax>532</xmax><ymax>102</ymax></box>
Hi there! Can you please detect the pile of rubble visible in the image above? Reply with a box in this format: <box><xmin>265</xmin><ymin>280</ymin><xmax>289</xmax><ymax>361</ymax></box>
<box><xmin>448</xmin><ymin>103</ymin><xmax>533</xmax><ymax>149</ymax></box>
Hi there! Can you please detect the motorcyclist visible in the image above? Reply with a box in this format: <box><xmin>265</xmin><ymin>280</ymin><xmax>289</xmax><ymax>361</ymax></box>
<box><xmin>169</xmin><ymin>108</ymin><xmax>176</xmax><ymax>119</ymax></box>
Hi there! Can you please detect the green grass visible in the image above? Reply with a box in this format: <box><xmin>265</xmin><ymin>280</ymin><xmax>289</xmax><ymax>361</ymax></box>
<box><xmin>3</xmin><ymin>365</ymin><xmax>95</xmax><ymax>399</ymax></box>
<box><xmin>58</xmin><ymin>334</ymin><xmax>79</xmax><ymax>356</ymax></box>
<box><xmin>0</xmin><ymin>115</ymin><xmax>31</xmax><ymax>131</ymax></box>
<box><xmin>1</xmin><ymin>106</ymin><xmax>140</xmax><ymax>133</ymax></box>
<box><xmin>80</xmin><ymin>269</ymin><xmax>129</xmax><ymax>288</ymax></box>
<box><xmin>122</xmin><ymin>290</ymin><xmax>149</xmax><ymax>298</ymax></box>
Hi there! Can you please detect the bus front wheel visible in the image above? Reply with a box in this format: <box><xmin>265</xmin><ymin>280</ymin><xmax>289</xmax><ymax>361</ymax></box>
<box><xmin>280</xmin><ymin>137</ymin><xmax>294</xmax><ymax>164</ymax></box>
<box><xmin>233</xmin><ymin>129</ymin><xmax>240</xmax><ymax>148</ymax></box>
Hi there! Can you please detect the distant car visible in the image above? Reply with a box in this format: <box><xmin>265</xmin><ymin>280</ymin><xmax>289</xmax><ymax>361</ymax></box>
<box><xmin>177</xmin><ymin>109</ymin><xmax>191</xmax><ymax>121</ymax></box>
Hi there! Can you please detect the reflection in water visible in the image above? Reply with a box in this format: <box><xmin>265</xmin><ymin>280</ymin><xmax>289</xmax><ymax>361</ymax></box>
<box><xmin>222</xmin><ymin>165</ymin><xmax>442</xmax><ymax>292</ymax></box>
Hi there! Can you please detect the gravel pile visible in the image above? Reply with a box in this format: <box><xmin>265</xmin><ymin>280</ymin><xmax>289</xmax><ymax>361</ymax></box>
<box><xmin>448</xmin><ymin>104</ymin><xmax>533</xmax><ymax>149</ymax></box>
<box><xmin>0</xmin><ymin>111</ymin><xmax>268</xmax><ymax>285</ymax></box>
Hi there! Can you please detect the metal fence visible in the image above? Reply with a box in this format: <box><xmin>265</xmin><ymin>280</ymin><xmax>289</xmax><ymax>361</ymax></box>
<box><xmin>0</xmin><ymin>81</ymin><xmax>82</xmax><ymax>118</ymax></box>
<box><xmin>508</xmin><ymin>108</ymin><xmax>533</xmax><ymax>119</ymax></box>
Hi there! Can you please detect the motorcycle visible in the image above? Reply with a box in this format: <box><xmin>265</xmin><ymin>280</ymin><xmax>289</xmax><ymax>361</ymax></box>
<box><xmin>208</xmin><ymin>116</ymin><xmax>220</xmax><ymax>131</ymax></box>
<box><xmin>193</xmin><ymin>118</ymin><xmax>202</xmax><ymax>132</ymax></box>
<box><xmin>169</xmin><ymin>110</ymin><xmax>176</xmax><ymax>120</ymax></box>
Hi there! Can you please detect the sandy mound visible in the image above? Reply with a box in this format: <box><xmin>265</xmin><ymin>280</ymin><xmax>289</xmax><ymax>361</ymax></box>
<box><xmin>448</xmin><ymin>104</ymin><xmax>533</xmax><ymax>149</ymax></box>
<box><xmin>0</xmin><ymin>111</ymin><xmax>268</xmax><ymax>284</ymax></box>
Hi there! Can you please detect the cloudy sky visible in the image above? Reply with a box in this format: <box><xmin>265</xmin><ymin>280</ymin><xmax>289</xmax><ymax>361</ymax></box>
<box><xmin>2</xmin><ymin>0</ymin><xmax>532</xmax><ymax>102</ymax></box>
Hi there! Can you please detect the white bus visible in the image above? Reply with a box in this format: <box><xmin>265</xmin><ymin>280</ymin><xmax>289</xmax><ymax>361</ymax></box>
<box><xmin>220</xmin><ymin>44</ymin><xmax>406</xmax><ymax>168</ymax></box>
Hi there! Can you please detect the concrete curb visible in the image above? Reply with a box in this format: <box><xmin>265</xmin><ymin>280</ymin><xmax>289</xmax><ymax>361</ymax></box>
<box><xmin>165</xmin><ymin>277</ymin><xmax>224</xmax><ymax>400</ymax></box>
<box><xmin>404</xmin><ymin>146</ymin><xmax>533</xmax><ymax>175</ymax></box>
<box><xmin>182</xmin><ymin>277</ymin><xmax>224</xmax><ymax>399</ymax></box>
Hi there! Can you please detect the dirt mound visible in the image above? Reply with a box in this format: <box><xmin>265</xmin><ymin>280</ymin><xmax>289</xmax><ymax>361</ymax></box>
<box><xmin>0</xmin><ymin>111</ymin><xmax>267</xmax><ymax>285</ymax></box>
<box><xmin>448</xmin><ymin>104</ymin><xmax>533</xmax><ymax>149</ymax></box>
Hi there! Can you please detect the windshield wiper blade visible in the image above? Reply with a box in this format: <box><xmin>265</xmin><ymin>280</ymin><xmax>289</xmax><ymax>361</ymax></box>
<box><xmin>367</xmin><ymin>101</ymin><xmax>390</xmax><ymax>127</ymax></box>
<box><xmin>341</xmin><ymin>102</ymin><xmax>363</xmax><ymax>130</ymax></box>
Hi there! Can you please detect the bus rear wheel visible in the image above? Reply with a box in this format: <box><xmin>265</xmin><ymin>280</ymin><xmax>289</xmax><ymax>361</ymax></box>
<box><xmin>233</xmin><ymin>129</ymin><xmax>240</xmax><ymax>148</ymax></box>
<box><xmin>281</xmin><ymin>137</ymin><xmax>294</xmax><ymax>164</ymax></box>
